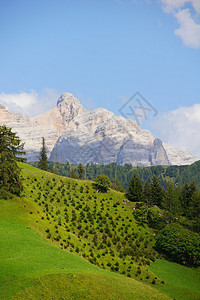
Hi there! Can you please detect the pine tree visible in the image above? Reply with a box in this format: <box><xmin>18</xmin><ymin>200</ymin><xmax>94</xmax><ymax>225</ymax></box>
<box><xmin>94</xmin><ymin>174</ymin><xmax>111</xmax><ymax>193</ymax></box>
<box><xmin>0</xmin><ymin>125</ymin><xmax>25</xmax><ymax>197</ymax></box>
<box><xmin>70</xmin><ymin>169</ymin><xmax>79</xmax><ymax>179</ymax></box>
<box><xmin>190</xmin><ymin>191</ymin><xmax>200</xmax><ymax>233</ymax></box>
<box><xmin>142</xmin><ymin>181</ymin><xmax>151</xmax><ymax>206</ymax></box>
<box><xmin>78</xmin><ymin>163</ymin><xmax>84</xmax><ymax>179</ymax></box>
<box><xmin>150</xmin><ymin>175</ymin><xmax>164</xmax><ymax>207</ymax></box>
<box><xmin>38</xmin><ymin>137</ymin><xmax>48</xmax><ymax>171</ymax></box>
<box><xmin>188</xmin><ymin>191</ymin><xmax>200</xmax><ymax>219</ymax></box>
<box><xmin>126</xmin><ymin>173</ymin><xmax>143</xmax><ymax>202</ymax></box>
<box><xmin>111</xmin><ymin>178</ymin><xmax>124</xmax><ymax>192</ymax></box>
<box><xmin>0</xmin><ymin>125</ymin><xmax>25</xmax><ymax>160</ymax></box>
<box><xmin>180</xmin><ymin>180</ymin><xmax>193</xmax><ymax>216</ymax></box>
<box><xmin>162</xmin><ymin>181</ymin><xmax>181</xmax><ymax>215</ymax></box>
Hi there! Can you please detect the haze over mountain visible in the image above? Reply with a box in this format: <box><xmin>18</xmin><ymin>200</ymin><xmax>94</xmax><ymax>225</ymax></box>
<box><xmin>0</xmin><ymin>93</ymin><xmax>198</xmax><ymax>166</ymax></box>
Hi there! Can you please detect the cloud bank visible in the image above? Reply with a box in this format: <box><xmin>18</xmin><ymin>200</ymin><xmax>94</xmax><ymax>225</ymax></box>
<box><xmin>150</xmin><ymin>103</ymin><xmax>200</xmax><ymax>158</ymax></box>
<box><xmin>161</xmin><ymin>0</ymin><xmax>200</xmax><ymax>48</ymax></box>
<box><xmin>0</xmin><ymin>89</ymin><xmax>59</xmax><ymax>117</ymax></box>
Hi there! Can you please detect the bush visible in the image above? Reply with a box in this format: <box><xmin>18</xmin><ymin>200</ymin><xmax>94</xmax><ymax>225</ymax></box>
<box><xmin>93</xmin><ymin>175</ymin><xmax>111</xmax><ymax>193</ymax></box>
<box><xmin>155</xmin><ymin>223</ymin><xmax>200</xmax><ymax>266</ymax></box>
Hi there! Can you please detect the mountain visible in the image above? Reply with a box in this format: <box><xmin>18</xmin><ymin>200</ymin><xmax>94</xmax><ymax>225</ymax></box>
<box><xmin>0</xmin><ymin>93</ymin><xmax>198</xmax><ymax>166</ymax></box>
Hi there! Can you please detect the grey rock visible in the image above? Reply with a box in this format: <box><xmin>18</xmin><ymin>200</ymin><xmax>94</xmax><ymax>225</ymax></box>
<box><xmin>0</xmin><ymin>92</ymin><xmax>198</xmax><ymax>166</ymax></box>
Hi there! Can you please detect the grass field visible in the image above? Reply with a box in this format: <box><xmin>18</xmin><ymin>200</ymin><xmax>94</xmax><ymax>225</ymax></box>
<box><xmin>0</xmin><ymin>163</ymin><xmax>199</xmax><ymax>299</ymax></box>
<box><xmin>149</xmin><ymin>260</ymin><xmax>200</xmax><ymax>300</ymax></box>
<box><xmin>0</xmin><ymin>200</ymin><xmax>169</xmax><ymax>299</ymax></box>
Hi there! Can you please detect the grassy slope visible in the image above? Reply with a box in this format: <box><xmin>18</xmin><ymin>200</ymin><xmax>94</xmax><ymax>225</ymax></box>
<box><xmin>0</xmin><ymin>215</ymin><xmax>168</xmax><ymax>300</ymax></box>
<box><xmin>1</xmin><ymin>163</ymin><xmax>199</xmax><ymax>299</ymax></box>
<box><xmin>149</xmin><ymin>260</ymin><xmax>200</xmax><ymax>300</ymax></box>
<box><xmin>0</xmin><ymin>163</ymin><xmax>169</xmax><ymax>300</ymax></box>
<box><xmin>18</xmin><ymin>163</ymin><xmax>158</xmax><ymax>283</ymax></box>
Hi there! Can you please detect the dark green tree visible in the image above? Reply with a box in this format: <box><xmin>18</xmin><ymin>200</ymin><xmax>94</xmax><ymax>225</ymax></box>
<box><xmin>93</xmin><ymin>174</ymin><xmax>111</xmax><ymax>193</ymax></box>
<box><xmin>150</xmin><ymin>175</ymin><xmax>164</xmax><ymax>207</ymax></box>
<box><xmin>70</xmin><ymin>169</ymin><xmax>79</xmax><ymax>179</ymax></box>
<box><xmin>187</xmin><ymin>191</ymin><xmax>200</xmax><ymax>232</ymax></box>
<box><xmin>179</xmin><ymin>180</ymin><xmax>197</xmax><ymax>216</ymax></box>
<box><xmin>111</xmin><ymin>178</ymin><xmax>124</xmax><ymax>192</ymax></box>
<box><xmin>0</xmin><ymin>125</ymin><xmax>25</xmax><ymax>159</ymax></box>
<box><xmin>142</xmin><ymin>181</ymin><xmax>151</xmax><ymax>206</ymax></box>
<box><xmin>38</xmin><ymin>137</ymin><xmax>48</xmax><ymax>171</ymax></box>
<box><xmin>155</xmin><ymin>223</ymin><xmax>200</xmax><ymax>266</ymax></box>
<box><xmin>78</xmin><ymin>163</ymin><xmax>84</xmax><ymax>179</ymax></box>
<box><xmin>0</xmin><ymin>125</ymin><xmax>25</xmax><ymax>197</ymax></box>
<box><xmin>126</xmin><ymin>173</ymin><xmax>143</xmax><ymax>202</ymax></box>
<box><xmin>162</xmin><ymin>181</ymin><xmax>181</xmax><ymax>215</ymax></box>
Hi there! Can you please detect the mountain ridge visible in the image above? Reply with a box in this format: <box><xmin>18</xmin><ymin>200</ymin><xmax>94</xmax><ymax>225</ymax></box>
<box><xmin>0</xmin><ymin>92</ymin><xmax>198</xmax><ymax>166</ymax></box>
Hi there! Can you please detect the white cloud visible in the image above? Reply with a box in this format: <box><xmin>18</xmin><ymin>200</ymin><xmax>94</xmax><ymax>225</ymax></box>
<box><xmin>161</xmin><ymin>0</ymin><xmax>200</xmax><ymax>12</ymax></box>
<box><xmin>0</xmin><ymin>91</ymin><xmax>37</xmax><ymax>110</ymax></box>
<box><xmin>175</xmin><ymin>9</ymin><xmax>200</xmax><ymax>48</ymax></box>
<box><xmin>0</xmin><ymin>89</ymin><xmax>60</xmax><ymax>117</ymax></box>
<box><xmin>149</xmin><ymin>104</ymin><xmax>200</xmax><ymax>158</ymax></box>
<box><xmin>160</xmin><ymin>0</ymin><xmax>200</xmax><ymax>48</ymax></box>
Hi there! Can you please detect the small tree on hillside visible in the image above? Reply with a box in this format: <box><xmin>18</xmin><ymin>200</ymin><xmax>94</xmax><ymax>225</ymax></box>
<box><xmin>180</xmin><ymin>180</ymin><xmax>197</xmax><ymax>217</ymax></box>
<box><xmin>0</xmin><ymin>125</ymin><xmax>26</xmax><ymax>197</ymax></box>
<box><xmin>38</xmin><ymin>137</ymin><xmax>48</xmax><ymax>171</ymax></box>
<box><xmin>0</xmin><ymin>125</ymin><xmax>25</xmax><ymax>159</ymax></box>
<box><xmin>126</xmin><ymin>173</ymin><xmax>143</xmax><ymax>202</ymax></box>
<box><xmin>70</xmin><ymin>169</ymin><xmax>79</xmax><ymax>179</ymax></box>
<box><xmin>111</xmin><ymin>178</ymin><xmax>124</xmax><ymax>192</ymax></box>
<box><xmin>143</xmin><ymin>181</ymin><xmax>151</xmax><ymax>207</ymax></box>
<box><xmin>78</xmin><ymin>163</ymin><xmax>84</xmax><ymax>179</ymax></box>
<box><xmin>94</xmin><ymin>174</ymin><xmax>111</xmax><ymax>193</ymax></box>
<box><xmin>161</xmin><ymin>181</ymin><xmax>181</xmax><ymax>215</ymax></box>
<box><xmin>150</xmin><ymin>175</ymin><xmax>164</xmax><ymax>207</ymax></box>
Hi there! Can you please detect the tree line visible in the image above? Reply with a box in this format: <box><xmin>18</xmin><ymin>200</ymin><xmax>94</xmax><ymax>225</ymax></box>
<box><xmin>34</xmin><ymin>159</ymin><xmax>200</xmax><ymax>190</ymax></box>
<box><xmin>126</xmin><ymin>173</ymin><xmax>200</xmax><ymax>266</ymax></box>
<box><xmin>126</xmin><ymin>173</ymin><xmax>200</xmax><ymax>232</ymax></box>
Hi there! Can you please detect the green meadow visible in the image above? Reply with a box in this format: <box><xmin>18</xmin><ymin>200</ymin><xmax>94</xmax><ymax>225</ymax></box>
<box><xmin>0</xmin><ymin>201</ymin><xmax>168</xmax><ymax>300</ymax></box>
<box><xmin>0</xmin><ymin>163</ymin><xmax>199</xmax><ymax>299</ymax></box>
<box><xmin>149</xmin><ymin>260</ymin><xmax>200</xmax><ymax>300</ymax></box>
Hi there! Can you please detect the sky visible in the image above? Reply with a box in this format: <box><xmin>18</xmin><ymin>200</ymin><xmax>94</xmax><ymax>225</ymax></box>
<box><xmin>0</xmin><ymin>0</ymin><xmax>200</xmax><ymax>157</ymax></box>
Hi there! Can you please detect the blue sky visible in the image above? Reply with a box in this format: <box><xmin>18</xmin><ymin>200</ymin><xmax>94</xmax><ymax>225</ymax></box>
<box><xmin>0</xmin><ymin>0</ymin><xmax>200</xmax><ymax>156</ymax></box>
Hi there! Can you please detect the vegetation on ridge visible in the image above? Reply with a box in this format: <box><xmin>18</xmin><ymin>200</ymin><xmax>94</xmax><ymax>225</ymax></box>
<box><xmin>0</xmin><ymin>125</ymin><xmax>25</xmax><ymax>197</ymax></box>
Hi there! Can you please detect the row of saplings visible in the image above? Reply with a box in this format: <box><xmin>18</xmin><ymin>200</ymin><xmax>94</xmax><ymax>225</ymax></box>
<box><xmin>27</xmin><ymin>176</ymin><xmax>158</xmax><ymax>283</ymax></box>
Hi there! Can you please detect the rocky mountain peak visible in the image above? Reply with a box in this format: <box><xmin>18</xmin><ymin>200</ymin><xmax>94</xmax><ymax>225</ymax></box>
<box><xmin>0</xmin><ymin>104</ymin><xmax>6</xmax><ymax>110</ymax></box>
<box><xmin>0</xmin><ymin>92</ymin><xmax>198</xmax><ymax>166</ymax></box>
<box><xmin>57</xmin><ymin>92</ymin><xmax>84</xmax><ymax>124</ymax></box>
<box><xmin>57</xmin><ymin>93</ymin><xmax>80</xmax><ymax>106</ymax></box>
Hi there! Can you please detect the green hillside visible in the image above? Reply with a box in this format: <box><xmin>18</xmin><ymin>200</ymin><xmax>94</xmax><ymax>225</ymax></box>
<box><xmin>0</xmin><ymin>216</ymin><xmax>167</xmax><ymax>300</ymax></box>
<box><xmin>149</xmin><ymin>260</ymin><xmax>200</xmax><ymax>300</ymax></box>
<box><xmin>16</xmin><ymin>163</ymin><xmax>158</xmax><ymax>283</ymax></box>
<box><xmin>1</xmin><ymin>163</ymin><xmax>199</xmax><ymax>299</ymax></box>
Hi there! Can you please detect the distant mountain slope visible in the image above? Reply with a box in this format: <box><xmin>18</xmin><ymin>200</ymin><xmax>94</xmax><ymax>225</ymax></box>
<box><xmin>163</xmin><ymin>143</ymin><xmax>198</xmax><ymax>166</ymax></box>
<box><xmin>0</xmin><ymin>93</ymin><xmax>198</xmax><ymax>166</ymax></box>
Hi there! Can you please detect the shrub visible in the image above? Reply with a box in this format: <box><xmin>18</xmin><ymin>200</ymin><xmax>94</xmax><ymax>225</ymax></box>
<box><xmin>93</xmin><ymin>175</ymin><xmax>111</xmax><ymax>193</ymax></box>
<box><xmin>156</xmin><ymin>223</ymin><xmax>200</xmax><ymax>266</ymax></box>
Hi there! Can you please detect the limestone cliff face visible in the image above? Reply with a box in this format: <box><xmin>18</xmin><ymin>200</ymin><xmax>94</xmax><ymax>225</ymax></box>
<box><xmin>0</xmin><ymin>99</ymin><xmax>65</xmax><ymax>160</ymax></box>
<box><xmin>0</xmin><ymin>92</ymin><xmax>198</xmax><ymax>166</ymax></box>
